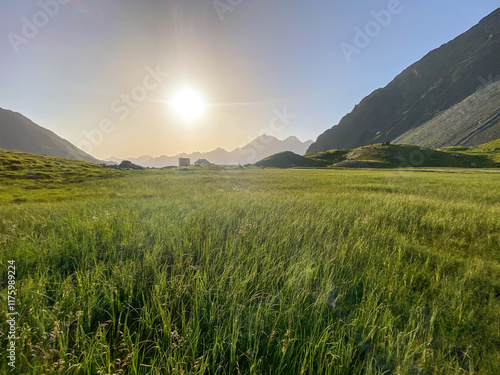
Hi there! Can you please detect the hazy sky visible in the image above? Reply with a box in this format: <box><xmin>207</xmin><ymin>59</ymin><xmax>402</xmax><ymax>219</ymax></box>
<box><xmin>1</xmin><ymin>1</ymin><xmax>499</xmax><ymax>158</ymax></box>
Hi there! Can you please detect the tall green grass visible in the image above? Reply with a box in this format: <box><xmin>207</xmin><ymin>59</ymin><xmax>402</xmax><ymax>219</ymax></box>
<box><xmin>1</xmin><ymin>168</ymin><xmax>499</xmax><ymax>374</ymax></box>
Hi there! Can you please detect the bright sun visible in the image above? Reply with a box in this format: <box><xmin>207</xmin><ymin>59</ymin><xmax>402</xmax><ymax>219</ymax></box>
<box><xmin>171</xmin><ymin>88</ymin><xmax>206</xmax><ymax>121</ymax></box>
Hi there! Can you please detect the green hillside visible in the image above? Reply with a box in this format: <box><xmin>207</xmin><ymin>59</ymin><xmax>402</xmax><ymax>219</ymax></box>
<box><xmin>252</xmin><ymin>151</ymin><xmax>320</xmax><ymax>168</ymax></box>
<box><xmin>471</xmin><ymin>137</ymin><xmax>500</xmax><ymax>151</ymax></box>
<box><xmin>0</xmin><ymin>149</ymin><xmax>123</xmax><ymax>203</ymax></box>
<box><xmin>256</xmin><ymin>143</ymin><xmax>500</xmax><ymax>169</ymax></box>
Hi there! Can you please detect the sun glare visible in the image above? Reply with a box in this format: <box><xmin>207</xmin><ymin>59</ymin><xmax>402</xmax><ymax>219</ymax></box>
<box><xmin>171</xmin><ymin>88</ymin><xmax>206</xmax><ymax>121</ymax></box>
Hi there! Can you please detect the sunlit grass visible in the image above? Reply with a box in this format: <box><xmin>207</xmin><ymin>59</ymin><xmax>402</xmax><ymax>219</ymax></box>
<box><xmin>1</xmin><ymin>166</ymin><xmax>499</xmax><ymax>374</ymax></box>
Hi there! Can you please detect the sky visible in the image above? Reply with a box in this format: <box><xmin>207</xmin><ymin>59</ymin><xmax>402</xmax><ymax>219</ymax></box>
<box><xmin>1</xmin><ymin>0</ymin><xmax>499</xmax><ymax>159</ymax></box>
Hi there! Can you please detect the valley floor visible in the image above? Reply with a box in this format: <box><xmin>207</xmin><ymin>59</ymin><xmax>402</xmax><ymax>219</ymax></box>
<box><xmin>1</xmin><ymin>168</ymin><xmax>499</xmax><ymax>374</ymax></box>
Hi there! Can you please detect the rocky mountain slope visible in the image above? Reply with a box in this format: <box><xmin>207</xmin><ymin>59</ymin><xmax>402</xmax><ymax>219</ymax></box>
<box><xmin>308</xmin><ymin>8</ymin><xmax>500</xmax><ymax>153</ymax></box>
<box><xmin>393</xmin><ymin>79</ymin><xmax>500</xmax><ymax>148</ymax></box>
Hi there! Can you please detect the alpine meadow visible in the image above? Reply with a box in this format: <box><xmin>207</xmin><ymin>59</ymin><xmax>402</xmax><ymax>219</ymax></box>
<box><xmin>0</xmin><ymin>151</ymin><xmax>499</xmax><ymax>374</ymax></box>
<box><xmin>2</xmin><ymin>2</ymin><xmax>500</xmax><ymax>374</ymax></box>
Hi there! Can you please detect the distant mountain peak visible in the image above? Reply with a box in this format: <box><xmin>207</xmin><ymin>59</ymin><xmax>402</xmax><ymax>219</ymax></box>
<box><xmin>106</xmin><ymin>135</ymin><xmax>313</xmax><ymax>168</ymax></box>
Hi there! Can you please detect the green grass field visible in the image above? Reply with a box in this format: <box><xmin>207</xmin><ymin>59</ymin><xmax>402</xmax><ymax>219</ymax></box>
<box><xmin>1</xmin><ymin>151</ymin><xmax>499</xmax><ymax>374</ymax></box>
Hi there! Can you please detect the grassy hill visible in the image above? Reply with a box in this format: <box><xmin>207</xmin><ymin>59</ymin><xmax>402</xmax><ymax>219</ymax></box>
<box><xmin>471</xmin><ymin>137</ymin><xmax>500</xmax><ymax>151</ymax></box>
<box><xmin>252</xmin><ymin>151</ymin><xmax>320</xmax><ymax>168</ymax></box>
<box><xmin>256</xmin><ymin>142</ymin><xmax>500</xmax><ymax>169</ymax></box>
<box><xmin>0</xmin><ymin>149</ymin><xmax>123</xmax><ymax>203</ymax></box>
